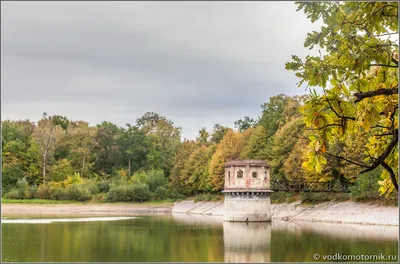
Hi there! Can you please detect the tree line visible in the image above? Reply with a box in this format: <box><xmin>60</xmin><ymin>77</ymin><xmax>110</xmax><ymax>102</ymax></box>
<box><xmin>2</xmin><ymin>93</ymin><xmax>392</xmax><ymax>202</ymax></box>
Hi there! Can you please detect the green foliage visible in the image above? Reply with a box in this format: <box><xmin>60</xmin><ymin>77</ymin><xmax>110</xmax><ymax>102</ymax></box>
<box><xmin>50</xmin><ymin>159</ymin><xmax>74</xmax><ymax>182</ymax></box>
<box><xmin>234</xmin><ymin>116</ymin><xmax>257</xmax><ymax>132</ymax></box>
<box><xmin>286</xmin><ymin>2</ymin><xmax>398</xmax><ymax>195</ymax></box>
<box><xmin>5</xmin><ymin>178</ymin><xmax>30</xmax><ymax>199</ymax></box>
<box><xmin>350</xmin><ymin>170</ymin><xmax>382</xmax><ymax>201</ymax></box>
<box><xmin>194</xmin><ymin>193</ymin><xmax>221</xmax><ymax>202</ymax></box>
<box><xmin>153</xmin><ymin>186</ymin><xmax>167</xmax><ymax>200</ymax></box>
<box><xmin>65</xmin><ymin>184</ymin><xmax>92</xmax><ymax>201</ymax></box>
<box><xmin>132</xmin><ymin>183</ymin><xmax>151</xmax><ymax>202</ymax></box>
<box><xmin>145</xmin><ymin>169</ymin><xmax>167</xmax><ymax>192</ymax></box>
<box><xmin>107</xmin><ymin>185</ymin><xmax>134</xmax><ymax>202</ymax></box>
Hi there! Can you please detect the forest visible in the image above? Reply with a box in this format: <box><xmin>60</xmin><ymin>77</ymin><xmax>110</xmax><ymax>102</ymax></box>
<box><xmin>2</xmin><ymin>2</ymin><xmax>398</xmax><ymax>203</ymax></box>
<box><xmin>1</xmin><ymin>94</ymin><xmax>392</xmax><ymax>202</ymax></box>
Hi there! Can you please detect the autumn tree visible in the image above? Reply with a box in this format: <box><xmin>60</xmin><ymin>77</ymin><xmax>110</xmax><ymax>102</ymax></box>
<box><xmin>209</xmin><ymin>129</ymin><xmax>251</xmax><ymax>191</ymax></box>
<box><xmin>170</xmin><ymin>140</ymin><xmax>199</xmax><ymax>192</ymax></box>
<box><xmin>286</xmin><ymin>2</ymin><xmax>398</xmax><ymax>195</ymax></box>
<box><xmin>33</xmin><ymin>113</ymin><xmax>64</xmax><ymax>184</ymax></box>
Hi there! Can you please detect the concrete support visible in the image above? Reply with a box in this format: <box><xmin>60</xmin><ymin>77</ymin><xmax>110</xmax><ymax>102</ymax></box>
<box><xmin>222</xmin><ymin>191</ymin><xmax>272</xmax><ymax>222</ymax></box>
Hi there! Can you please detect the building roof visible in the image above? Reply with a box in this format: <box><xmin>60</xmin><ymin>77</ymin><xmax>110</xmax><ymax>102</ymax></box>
<box><xmin>225</xmin><ymin>160</ymin><xmax>269</xmax><ymax>168</ymax></box>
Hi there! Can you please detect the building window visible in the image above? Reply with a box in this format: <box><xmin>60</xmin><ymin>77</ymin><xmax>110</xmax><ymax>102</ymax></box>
<box><xmin>228</xmin><ymin>171</ymin><xmax>231</xmax><ymax>179</ymax></box>
<box><xmin>252</xmin><ymin>171</ymin><xmax>257</xmax><ymax>178</ymax></box>
<box><xmin>237</xmin><ymin>169</ymin><xmax>243</xmax><ymax>178</ymax></box>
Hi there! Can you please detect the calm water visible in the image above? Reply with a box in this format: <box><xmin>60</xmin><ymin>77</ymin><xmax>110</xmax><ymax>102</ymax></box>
<box><xmin>2</xmin><ymin>214</ymin><xmax>398</xmax><ymax>262</ymax></box>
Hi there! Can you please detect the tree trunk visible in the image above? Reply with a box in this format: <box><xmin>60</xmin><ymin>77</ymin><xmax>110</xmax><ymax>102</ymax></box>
<box><xmin>381</xmin><ymin>161</ymin><xmax>398</xmax><ymax>192</ymax></box>
<box><xmin>42</xmin><ymin>152</ymin><xmax>47</xmax><ymax>184</ymax></box>
<box><xmin>128</xmin><ymin>158</ymin><xmax>131</xmax><ymax>177</ymax></box>
<box><xmin>82</xmin><ymin>155</ymin><xmax>86</xmax><ymax>177</ymax></box>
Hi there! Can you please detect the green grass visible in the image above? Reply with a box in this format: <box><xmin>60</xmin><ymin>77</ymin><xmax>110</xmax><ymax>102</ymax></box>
<box><xmin>2</xmin><ymin>198</ymin><xmax>82</xmax><ymax>204</ymax></box>
<box><xmin>1</xmin><ymin>198</ymin><xmax>177</xmax><ymax>206</ymax></box>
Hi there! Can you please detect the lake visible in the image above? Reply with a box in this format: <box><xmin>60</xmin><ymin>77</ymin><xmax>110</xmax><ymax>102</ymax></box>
<box><xmin>2</xmin><ymin>214</ymin><xmax>398</xmax><ymax>262</ymax></box>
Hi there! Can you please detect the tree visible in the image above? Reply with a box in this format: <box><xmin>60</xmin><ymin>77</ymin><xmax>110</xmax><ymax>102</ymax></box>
<box><xmin>209</xmin><ymin>129</ymin><xmax>250</xmax><ymax>191</ymax></box>
<box><xmin>33</xmin><ymin>113</ymin><xmax>64</xmax><ymax>184</ymax></box>
<box><xmin>170</xmin><ymin>140</ymin><xmax>199</xmax><ymax>192</ymax></box>
<box><xmin>234</xmin><ymin>116</ymin><xmax>257</xmax><ymax>132</ymax></box>
<box><xmin>92</xmin><ymin>121</ymin><xmax>122</xmax><ymax>175</ymax></box>
<box><xmin>196</xmin><ymin>127</ymin><xmax>210</xmax><ymax>144</ymax></box>
<box><xmin>259</xmin><ymin>94</ymin><xmax>293</xmax><ymax>138</ymax></box>
<box><xmin>136</xmin><ymin>112</ymin><xmax>181</xmax><ymax>176</ymax></box>
<box><xmin>118</xmin><ymin>124</ymin><xmax>148</xmax><ymax>176</ymax></box>
<box><xmin>210</xmin><ymin>124</ymin><xmax>229</xmax><ymax>144</ymax></box>
<box><xmin>286</xmin><ymin>2</ymin><xmax>398</xmax><ymax>196</ymax></box>
<box><xmin>50</xmin><ymin>159</ymin><xmax>74</xmax><ymax>182</ymax></box>
<box><xmin>67</xmin><ymin>121</ymin><xmax>96</xmax><ymax>177</ymax></box>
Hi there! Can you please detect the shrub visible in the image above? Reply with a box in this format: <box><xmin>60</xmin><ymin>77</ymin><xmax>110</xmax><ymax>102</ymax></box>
<box><xmin>26</xmin><ymin>185</ymin><xmax>38</xmax><ymax>199</ymax></box>
<box><xmin>65</xmin><ymin>184</ymin><xmax>92</xmax><ymax>201</ymax></box>
<box><xmin>107</xmin><ymin>185</ymin><xmax>134</xmax><ymax>202</ymax></box>
<box><xmin>132</xmin><ymin>183</ymin><xmax>151</xmax><ymax>202</ymax></box>
<box><xmin>82</xmin><ymin>179</ymin><xmax>100</xmax><ymax>195</ymax></box>
<box><xmin>194</xmin><ymin>193</ymin><xmax>221</xmax><ymax>202</ymax></box>
<box><xmin>48</xmin><ymin>182</ymin><xmax>66</xmax><ymax>200</ymax></box>
<box><xmin>153</xmin><ymin>186</ymin><xmax>167</xmax><ymax>200</ymax></box>
<box><xmin>145</xmin><ymin>169</ymin><xmax>167</xmax><ymax>192</ymax></box>
<box><xmin>129</xmin><ymin>171</ymin><xmax>147</xmax><ymax>185</ymax></box>
<box><xmin>165</xmin><ymin>189</ymin><xmax>185</xmax><ymax>200</ymax></box>
<box><xmin>301</xmin><ymin>192</ymin><xmax>332</xmax><ymax>203</ymax></box>
<box><xmin>350</xmin><ymin>170</ymin><xmax>381</xmax><ymax>201</ymax></box>
<box><xmin>6</xmin><ymin>178</ymin><xmax>30</xmax><ymax>199</ymax></box>
<box><xmin>96</xmin><ymin>180</ymin><xmax>111</xmax><ymax>193</ymax></box>
<box><xmin>35</xmin><ymin>184</ymin><xmax>50</xmax><ymax>199</ymax></box>
<box><xmin>62</xmin><ymin>172</ymin><xmax>83</xmax><ymax>188</ymax></box>
<box><xmin>50</xmin><ymin>159</ymin><xmax>73</xmax><ymax>182</ymax></box>
<box><xmin>6</xmin><ymin>189</ymin><xmax>24</xmax><ymax>199</ymax></box>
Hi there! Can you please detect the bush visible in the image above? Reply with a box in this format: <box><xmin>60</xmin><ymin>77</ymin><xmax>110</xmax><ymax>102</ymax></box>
<box><xmin>165</xmin><ymin>189</ymin><xmax>186</xmax><ymax>200</ymax></box>
<box><xmin>50</xmin><ymin>159</ymin><xmax>73</xmax><ymax>182</ymax></box>
<box><xmin>301</xmin><ymin>192</ymin><xmax>332</xmax><ymax>203</ymax></box>
<box><xmin>129</xmin><ymin>171</ymin><xmax>147</xmax><ymax>185</ymax></box>
<box><xmin>35</xmin><ymin>184</ymin><xmax>50</xmax><ymax>199</ymax></box>
<box><xmin>6</xmin><ymin>189</ymin><xmax>24</xmax><ymax>199</ymax></box>
<box><xmin>153</xmin><ymin>186</ymin><xmax>167</xmax><ymax>200</ymax></box>
<box><xmin>350</xmin><ymin>170</ymin><xmax>381</xmax><ymax>201</ymax></box>
<box><xmin>65</xmin><ymin>184</ymin><xmax>92</xmax><ymax>201</ymax></box>
<box><xmin>82</xmin><ymin>179</ymin><xmax>100</xmax><ymax>195</ymax></box>
<box><xmin>132</xmin><ymin>183</ymin><xmax>151</xmax><ymax>202</ymax></box>
<box><xmin>107</xmin><ymin>185</ymin><xmax>134</xmax><ymax>202</ymax></box>
<box><xmin>145</xmin><ymin>169</ymin><xmax>167</xmax><ymax>192</ymax></box>
<box><xmin>26</xmin><ymin>185</ymin><xmax>38</xmax><ymax>199</ymax></box>
<box><xmin>6</xmin><ymin>178</ymin><xmax>29</xmax><ymax>199</ymax></box>
<box><xmin>96</xmin><ymin>180</ymin><xmax>111</xmax><ymax>193</ymax></box>
<box><xmin>62</xmin><ymin>172</ymin><xmax>83</xmax><ymax>188</ymax></box>
<box><xmin>194</xmin><ymin>193</ymin><xmax>221</xmax><ymax>202</ymax></box>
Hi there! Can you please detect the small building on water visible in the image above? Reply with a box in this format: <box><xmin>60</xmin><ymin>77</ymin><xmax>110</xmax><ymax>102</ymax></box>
<box><xmin>222</xmin><ymin>160</ymin><xmax>272</xmax><ymax>222</ymax></box>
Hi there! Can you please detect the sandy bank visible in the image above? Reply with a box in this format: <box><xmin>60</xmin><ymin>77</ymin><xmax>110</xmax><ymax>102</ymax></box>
<box><xmin>2</xmin><ymin>200</ymin><xmax>398</xmax><ymax>226</ymax></box>
<box><xmin>172</xmin><ymin>200</ymin><xmax>399</xmax><ymax>226</ymax></box>
<box><xmin>2</xmin><ymin>203</ymin><xmax>172</xmax><ymax>217</ymax></box>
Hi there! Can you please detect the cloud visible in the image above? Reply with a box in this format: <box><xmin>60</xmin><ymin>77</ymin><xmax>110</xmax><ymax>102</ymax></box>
<box><xmin>1</xmin><ymin>1</ymin><xmax>320</xmax><ymax>139</ymax></box>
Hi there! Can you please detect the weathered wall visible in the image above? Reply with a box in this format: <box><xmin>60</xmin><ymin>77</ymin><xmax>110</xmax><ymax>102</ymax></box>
<box><xmin>224</xmin><ymin>165</ymin><xmax>270</xmax><ymax>190</ymax></box>
<box><xmin>223</xmin><ymin>192</ymin><xmax>272</xmax><ymax>222</ymax></box>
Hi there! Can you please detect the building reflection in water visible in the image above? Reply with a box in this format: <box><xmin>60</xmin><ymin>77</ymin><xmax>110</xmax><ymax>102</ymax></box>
<box><xmin>223</xmin><ymin>222</ymin><xmax>271</xmax><ymax>263</ymax></box>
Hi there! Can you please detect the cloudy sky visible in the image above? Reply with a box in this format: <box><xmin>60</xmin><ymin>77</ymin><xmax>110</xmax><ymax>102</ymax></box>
<box><xmin>1</xmin><ymin>1</ymin><xmax>321</xmax><ymax>140</ymax></box>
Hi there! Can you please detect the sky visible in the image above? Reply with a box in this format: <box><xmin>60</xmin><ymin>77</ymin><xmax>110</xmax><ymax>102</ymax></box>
<box><xmin>1</xmin><ymin>1</ymin><xmax>321</xmax><ymax>140</ymax></box>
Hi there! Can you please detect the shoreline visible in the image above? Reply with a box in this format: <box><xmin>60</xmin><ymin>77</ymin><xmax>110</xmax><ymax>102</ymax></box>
<box><xmin>2</xmin><ymin>200</ymin><xmax>399</xmax><ymax>226</ymax></box>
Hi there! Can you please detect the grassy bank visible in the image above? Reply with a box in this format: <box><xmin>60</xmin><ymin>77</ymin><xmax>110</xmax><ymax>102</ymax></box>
<box><xmin>1</xmin><ymin>198</ymin><xmax>177</xmax><ymax>205</ymax></box>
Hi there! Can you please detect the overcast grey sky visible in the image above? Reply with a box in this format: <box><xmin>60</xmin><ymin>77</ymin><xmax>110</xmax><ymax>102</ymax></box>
<box><xmin>1</xmin><ymin>1</ymin><xmax>320</xmax><ymax>140</ymax></box>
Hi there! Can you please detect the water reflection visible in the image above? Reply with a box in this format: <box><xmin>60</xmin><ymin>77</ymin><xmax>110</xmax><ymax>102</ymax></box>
<box><xmin>2</xmin><ymin>213</ymin><xmax>398</xmax><ymax>262</ymax></box>
<box><xmin>223</xmin><ymin>222</ymin><xmax>271</xmax><ymax>263</ymax></box>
